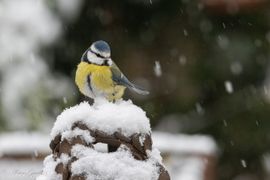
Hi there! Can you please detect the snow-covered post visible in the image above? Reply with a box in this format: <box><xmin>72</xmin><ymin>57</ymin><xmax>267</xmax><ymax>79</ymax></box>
<box><xmin>38</xmin><ymin>99</ymin><xmax>170</xmax><ymax>180</ymax></box>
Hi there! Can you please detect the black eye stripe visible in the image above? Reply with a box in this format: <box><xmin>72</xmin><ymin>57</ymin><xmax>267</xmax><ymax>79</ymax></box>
<box><xmin>81</xmin><ymin>50</ymin><xmax>110</xmax><ymax>66</ymax></box>
<box><xmin>90</xmin><ymin>49</ymin><xmax>105</xmax><ymax>58</ymax></box>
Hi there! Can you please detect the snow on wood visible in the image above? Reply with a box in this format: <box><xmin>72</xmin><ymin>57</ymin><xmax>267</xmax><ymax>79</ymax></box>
<box><xmin>51</xmin><ymin>98</ymin><xmax>151</xmax><ymax>138</ymax></box>
<box><xmin>39</xmin><ymin>99</ymin><xmax>169</xmax><ymax>180</ymax></box>
<box><xmin>70</xmin><ymin>145</ymin><xmax>160</xmax><ymax>180</ymax></box>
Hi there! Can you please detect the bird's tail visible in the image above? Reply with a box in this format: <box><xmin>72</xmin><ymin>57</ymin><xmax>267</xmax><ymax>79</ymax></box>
<box><xmin>129</xmin><ymin>84</ymin><xmax>149</xmax><ymax>95</ymax></box>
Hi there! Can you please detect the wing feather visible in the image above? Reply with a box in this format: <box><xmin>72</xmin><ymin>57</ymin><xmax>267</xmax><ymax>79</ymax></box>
<box><xmin>111</xmin><ymin>63</ymin><xmax>149</xmax><ymax>95</ymax></box>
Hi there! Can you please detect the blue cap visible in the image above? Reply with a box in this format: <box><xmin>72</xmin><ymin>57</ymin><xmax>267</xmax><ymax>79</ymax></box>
<box><xmin>91</xmin><ymin>40</ymin><xmax>111</xmax><ymax>56</ymax></box>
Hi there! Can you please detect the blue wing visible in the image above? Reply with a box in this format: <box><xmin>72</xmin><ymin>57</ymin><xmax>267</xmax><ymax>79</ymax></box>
<box><xmin>111</xmin><ymin>62</ymin><xmax>149</xmax><ymax>95</ymax></box>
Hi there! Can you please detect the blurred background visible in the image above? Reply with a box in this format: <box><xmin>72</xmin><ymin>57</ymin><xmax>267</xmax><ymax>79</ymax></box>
<box><xmin>1</xmin><ymin>0</ymin><xmax>270</xmax><ymax>179</ymax></box>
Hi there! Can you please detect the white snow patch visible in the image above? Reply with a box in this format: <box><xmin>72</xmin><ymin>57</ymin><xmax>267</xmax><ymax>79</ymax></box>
<box><xmin>62</xmin><ymin>128</ymin><xmax>94</xmax><ymax>144</ymax></box>
<box><xmin>59</xmin><ymin>153</ymin><xmax>70</xmax><ymax>166</ymax></box>
<box><xmin>0</xmin><ymin>132</ymin><xmax>50</xmax><ymax>156</ymax></box>
<box><xmin>139</xmin><ymin>134</ymin><xmax>146</xmax><ymax>147</ymax></box>
<box><xmin>36</xmin><ymin>175</ymin><xmax>48</xmax><ymax>180</ymax></box>
<box><xmin>70</xmin><ymin>145</ymin><xmax>160</xmax><ymax>180</ymax></box>
<box><xmin>153</xmin><ymin>61</ymin><xmax>162</xmax><ymax>77</ymax></box>
<box><xmin>37</xmin><ymin>155</ymin><xmax>62</xmax><ymax>180</ymax></box>
<box><xmin>147</xmin><ymin>148</ymin><xmax>162</xmax><ymax>165</ymax></box>
<box><xmin>2</xmin><ymin>60</ymin><xmax>74</xmax><ymax>130</ymax></box>
<box><xmin>51</xmin><ymin>99</ymin><xmax>151</xmax><ymax>138</ymax></box>
<box><xmin>152</xmin><ymin>132</ymin><xmax>217</xmax><ymax>155</ymax></box>
<box><xmin>224</xmin><ymin>81</ymin><xmax>234</xmax><ymax>94</ymax></box>
<box><xmin>0</xmin><ymin>0</ymin><xmax>75</xmax><ymax>130</ymax></box>
<box><xmin>241</xmin><ymin>159</ymin><xmax>247</xmax><ymax>168</ymax></box>
<box><xmin>172</xmin><ymin>156</ymin><xmax>205</xmax><ymax>180</ymax></box>
<box><xmin>0</xmin><ymin>159</ymin><xmax>43</xmax><ymax>180</ymax></box>
<box><xmin>152</xmin><ymin>132</ymin><xmax>217</xmax><ymax>180</ymax></box>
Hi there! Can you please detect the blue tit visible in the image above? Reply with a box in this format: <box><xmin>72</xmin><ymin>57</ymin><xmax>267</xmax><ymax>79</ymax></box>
<box><xmin>75</xmin><ymin>40</ymin><xmax>149</xmax><ymax>101</ymax></box>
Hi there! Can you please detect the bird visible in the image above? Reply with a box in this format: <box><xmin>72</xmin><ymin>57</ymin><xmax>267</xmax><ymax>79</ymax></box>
<box><xmin>75</xmin><ymin>40</ymin><xmax>149</xmax><ymax>101</ymax></box>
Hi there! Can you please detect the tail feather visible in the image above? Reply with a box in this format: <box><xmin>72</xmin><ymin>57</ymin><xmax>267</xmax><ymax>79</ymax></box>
<box><xmin>129</xmin><ymin>85</ymin><xmax>149</xmax><ymax>95</ymax></box>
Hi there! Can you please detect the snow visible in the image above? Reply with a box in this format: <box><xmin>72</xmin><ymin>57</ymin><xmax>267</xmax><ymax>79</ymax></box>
<box><xmin>224</xmin><ymin>81</ymin><xmax>234</xmax><ymax>94</ymax></box>
<box><xmin>147</xmin><ymin>148</ymin><xmax>162</xmax><ymax>164</ymax></box>
<box><xmin>0</xmin><ymin>131</ymin><xmax>217</xmax><ymax>180</ymax></box>
<box><xmin>139</xmin><ymin>134</ymin><xmax>146</xmax><ymax>147</ymax></box>
<box><xmin>70</xmin><ymin>145</ymin><xmax>160</xmax><ymax>180</ymax></box>
<box><xmin>0</xmin><ymin>159</ymin><xmax>43</xmax><ymax>180</ymax></box>
<box><xmin>59</xmin><ymin>154</ymin><xmax>70</xmax><ymax>166</ymax></box>
<box><xmin>1</xmin><ymin>60</ymin><xmax>74</xmax><ymax>130</ymax></box>
<box><xmin>37</xmin><ymin>155</ymin><xmax>61</xmax><ymax>180</ymax></box>
<box><xmin>0</xmin><ymin>0</ymin><xmax>61</xmax><ymax>63</ymax></box>
<box><xmin>0</xmin><ymin>132</ymin><xmax>50</xmax><ymax>156</ymax></box>
<box><xmin>0</xmin><ymin>131</ymin><xmax>216</xmax><ymax>158</ymax></box>
<box><xmin>39</xmin><ymin>100</ymin><xmax>162</xmax><ymax>179</ymax></box>
<box><xmin>171</xmin><ymin>156</ymin><xmax>205</xmax><ymax>180</ymax></box>
<box><xmin>62</xmin><ymin>128</ymin><xmax>94</xmax><ymax>144</ymax></box>
<box><xmin>152</xmin><ymin>132</ymin><xmax>217</xmax><ymax>180</ymax></box>
<box><xmin>40</xmin><ymin>97</ymin><xmax>160</xmax><ymax>179</ymax></box>
<box><xmin>0</xmin><ymin>0</ymin><xmax>75</xmax><ymax>130</ymax></box>
<box><xmin>152</xmin><ymin>132</ymin><xmax>217</xmax><ymax>155</ymax></box>
<box><xmin>222</xmin><ymin>22</ymin><xmax>226</xmax><ymax>29</ymax></box>
<box><xmin>153</xmin><ymin>61</ymin><xmax>162</xmax><ymax>77</ymax></box>
<box><xmin>241</xmin><ymin>159</ymin><xmax>247</xmax><ymax>168</ymax></box>
<box><xmin>263</xmin><ymin>154</ymin><xmax>270</xmax><ymax>175</ymax></box>
<box><xmin>51</xmin><ymin>99</ymin><xmax>151</xmax><ymax>138</ymax></box>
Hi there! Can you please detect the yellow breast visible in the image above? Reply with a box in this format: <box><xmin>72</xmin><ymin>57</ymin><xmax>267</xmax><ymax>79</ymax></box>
<box><xmin>75</xmin><ymin>61</ymin><xmax>113</xmax><ymax>92</ymax></box>
<box><xmin>75</xmin><ymin>62</ymin><xmax>125</xmax><ymax>100</ymax></box>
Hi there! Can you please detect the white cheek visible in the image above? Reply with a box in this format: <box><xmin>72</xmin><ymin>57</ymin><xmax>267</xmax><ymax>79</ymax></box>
<box><xmin>87</xmin><ymin>51</ymin><xmax>103</xmax><ymax>65</ymax></box>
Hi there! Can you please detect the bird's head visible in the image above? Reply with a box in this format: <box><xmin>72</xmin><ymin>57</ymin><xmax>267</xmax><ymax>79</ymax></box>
<box><xmin>81</xmin><ymin>40</ymin><xmax>113</xmax><ymax>66</ymax></box>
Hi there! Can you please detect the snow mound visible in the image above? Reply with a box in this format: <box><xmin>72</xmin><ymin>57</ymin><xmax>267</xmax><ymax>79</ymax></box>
<box><xmin>39</xmin><ymin>99</ymin><xmax>169</xmax><ymax>180</ymax></box>
<box><xmin>51</xmin><ymin>99</ymin><xmax>151</xmax><ymax>138</ymax></box>
<box><xmin>38</xmin><ymin>145</ymin><xmax>161</xmax><ymax>180</ymax></box>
